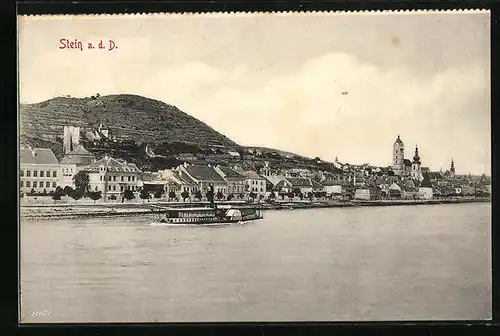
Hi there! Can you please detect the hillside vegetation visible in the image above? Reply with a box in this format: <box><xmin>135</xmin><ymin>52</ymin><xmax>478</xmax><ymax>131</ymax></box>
<box><xmin>19</xmin><ymin>94</ymin><xmax>237</xmax><ymax>147</ymax></box>
<box><xmin>19</xmin><ymin>94</ymin><xmax>343</xmax><ymax>173</ymax></box>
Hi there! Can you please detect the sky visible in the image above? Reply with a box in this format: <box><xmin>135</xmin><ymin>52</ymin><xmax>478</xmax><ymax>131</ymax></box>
<box><xmin>18</xmin><ymin>11</ymin><xmax>491</xmax><ymax>175</ymax></box>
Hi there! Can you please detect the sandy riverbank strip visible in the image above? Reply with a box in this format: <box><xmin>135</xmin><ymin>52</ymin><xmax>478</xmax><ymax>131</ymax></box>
<box><xmin>19</xmin><ymin>197</ymin><xmax>490</xmax><ymax>220</ymax></box>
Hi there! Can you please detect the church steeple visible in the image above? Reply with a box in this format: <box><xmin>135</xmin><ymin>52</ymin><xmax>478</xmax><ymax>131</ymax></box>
<box><xmin>450</xmin><ymin>158</ymin><xmax>455</xmax><ymax>176</ymax></box>
<box><xmin>411</xmin><ymin>144</ymin><xmax>422</xmax><ymax>181</ymax></box>
<box><xmin>412</xmin><ymin>145</ymin><xmax>421</xmax><ymax>164</ymax></box>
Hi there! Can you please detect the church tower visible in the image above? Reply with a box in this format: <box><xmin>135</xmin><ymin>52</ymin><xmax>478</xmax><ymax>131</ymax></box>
<box><xmin>392</xmin><ymin>135</ymin><xmax>404</xmax><ymax>176</ymax></box>
<box><xmin>411</xmin><ymin>145</ymin><xmax>422</xmax><ymax>181</ymax></box>
<box><xmin>450</xmin><ymin>158</ymin><xmax>455</xmax><ymax>177</ymax></box>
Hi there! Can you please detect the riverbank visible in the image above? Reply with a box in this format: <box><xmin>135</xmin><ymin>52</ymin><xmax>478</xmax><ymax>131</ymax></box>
<box><xmin>19</xmin><ymin>197</ymin><xmax>490</xmax><ymax>220</ymax></box>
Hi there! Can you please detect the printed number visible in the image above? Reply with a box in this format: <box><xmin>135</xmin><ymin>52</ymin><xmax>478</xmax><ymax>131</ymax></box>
<box><xmin>31</xmin><ymin>310</ymin><xmax>51</xmax><ymax>317</ymax></box>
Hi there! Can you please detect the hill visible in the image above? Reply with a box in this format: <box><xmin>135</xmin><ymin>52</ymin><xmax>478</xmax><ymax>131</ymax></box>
<box><xmin>19</xmin><ymin>94</ymin><xmax>237</xmax><ymax>148</ymax></box>
<box><xmin>18</xmin><ymin>93</ymin><xmax>344</xmax><ymax>173</ymax></box>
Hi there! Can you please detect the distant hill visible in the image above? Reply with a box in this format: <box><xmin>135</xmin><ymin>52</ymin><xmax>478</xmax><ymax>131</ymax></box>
<box><xmin>19</xmin><ymin>94</ymin><xmax>238</xmax><ymax>148</ymax></box>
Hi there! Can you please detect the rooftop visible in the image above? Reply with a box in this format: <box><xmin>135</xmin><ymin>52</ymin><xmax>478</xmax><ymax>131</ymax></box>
<box><xmin>244</xmin><ymin>170</ymin><xmax>265</xmax><ymax>180</ymax></box>
<box><xmin>186</xmin><ymin>164</ymin><xmax>226</xmax><ymax>183</ymax></box>
<box><xmin>286</xmin><ymin>177</ymin><xmax>312</xmax><ymax>187</ymax></box>
<box><xmin>218</xmin><ymin>166</ymin><xmax>245</xmax><ymax>179</ymax></box>
<box><xmin>84</xmin><ymin>156</ymin><xmax>141</xmax><ymax>173</ymax></box>
<box><xmin>20</xmin><ymin>148</ymin><xmax>59</xmax><ymax>165</ymax></box>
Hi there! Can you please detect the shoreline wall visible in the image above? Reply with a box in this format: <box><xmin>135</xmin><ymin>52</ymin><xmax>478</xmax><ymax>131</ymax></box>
<box><xmin>20</xmin><ymin>197</ymin><xmax>491</xmax><ymax>220</ymax></box>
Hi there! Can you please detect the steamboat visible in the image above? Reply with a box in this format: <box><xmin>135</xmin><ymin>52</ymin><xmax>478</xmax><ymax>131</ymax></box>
<box><xmin>150</xmin><ymin>204</ymin><xmax>263</xmax><ymax>226</ymax></box>
<box><xmin>150</xmin><ymin>186</ymin><xmax>263</xmax><ymax>226</ymax></box>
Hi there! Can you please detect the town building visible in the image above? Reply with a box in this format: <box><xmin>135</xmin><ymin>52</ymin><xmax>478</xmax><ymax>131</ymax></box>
<box><xmin>418</xmin><ymin>173</ymin><xmax>434</xmax><ymax>199</ymax></box>
<box><xmin>322</xmin><ymin>180</ymin><xmax>343</xmax><ymax>196</ymax></box>
<box><xmin>84</xmin><ymin>156</ymin><xmax>141</xmax><ymax>200</ymax></box>
<box><xmin>59</xmin><ymin>145</ymin><xmax>96</xmax><ymax>188</ymax></box>
<box><xmin>176</xmin><ymin>163</ymin><xmax>228</xmax><ymax>196</ymax></box>
<box><xmin>287</xmin><ymin>177</ymin><xmax>313</xmax><ymax>194</ymax></box>
<box><xmin>354</xmin><ymin>187</ymin><xmax>370</xmax><ymax>200</ymax></box>
<box><xmin>158</xmin><ymin>169</ymin><xmax>199</xmax><ymax>201</ymax></box>
<box><xmin>388</xmin><ymin>182</ymin><xmax>402</xmax><ymax>199</ymax></box>
<box><xmin>214</xmin><ymin>166</ymin><xmax>246</xmax><ymax>199</ymax></box>
<box><xmin>243</xmin><ymin>170</ymin><xmax>267</xmax><ymax>197</ymax></box>
<box><xmin>19</xmin><ymin>148</ymin><xmax>60</xmax><ymax>194</ymax></box>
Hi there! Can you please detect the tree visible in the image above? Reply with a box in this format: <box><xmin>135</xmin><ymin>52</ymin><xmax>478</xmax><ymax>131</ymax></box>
<box><xmin>249</xmin><ymin>191</ymin><xmax>257</xmax><ymax>201</ymax></box>
<box><xmin>168</xmin><ymin>191</ymin><xmax>176</xmax><ymax>201</ymax></box>
<box><xmin>194</xmin><ymin>190</ymin><xmax>203</xmax><ymax>201</ymax></box>
<box><xmin>88</xmin><ymin>191</ymin><xmax>102</xmax><ymax>204</ymax></box>
<box><xmin>52</xmin><ymin>188</ymin><xmax>63</xmax><ymax>202</ymax></box>
<box><xmin>63</xmin><ymin>186</ymin><xmax>74</xmax><ymax>196</ymax></box>
<box><xmin>70</xmin><ymin>189</ymin><xmax>83</xmax><ymax>201</ymax></box>
<box><xmin>154</xmin><ymin>189</ymin><xmax>163</xmax><ymax>199</ymax></box>
<box><xmin>140</xmin><ymin>189</ymin><xmax>151</xmax><ymax>203</ymax></box>
<box><xmin>268</xmin><ymin>192</ymin><xmax>276</xmax><ymax>200</ymax></box>
<box><xmin>123</xmin><ymin>189</ymin><xmax>135</xmax><ymax>201</ymax></box>
<box><xmin>109</xmin><ymin>194</ymin><xmax>117</xmax><ymax>201</ymax></box>
<box><xmin>227</xmin><ymin>194</ymin><xmax>234</xmax><ymax>201</ymax></box>
<box><xmin>308</xmin><ymin>192</ymin><xmax>314</xmax><ymax>201</ymax></box>
<box><xmin>55</xmin><ymin>186</ymin><xmax>63</xmax><ymax>194</ymax></box>
<box><xmin>73</xmin><ymin>171</ymin><xmax>90</xmax><ymax>193</ymax></box>
<box><xmin>181</xmin><ymin>190</ymin><xmax>190</xmax><ymax>202</ymax></box>
<box><xmin>287</xmin><ymin>191</ymin><xmax>294</xmax><ymax>200</ymax></box>
<box><xmin>216</xmin><ymin>191</ymin><xmax>224</xmax><ymax>200</ymax></box>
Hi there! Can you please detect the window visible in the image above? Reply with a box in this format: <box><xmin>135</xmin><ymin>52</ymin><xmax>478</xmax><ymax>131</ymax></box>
<box><xmin>46</xmin><ymin>181</ymin><xmax>50</xmax><ymax>188</ymax></box>
<box><xmin>128</xmin><ymin>176</ymin><xmax>131</xmax><ymax>181</ymax></box>
<box><xmin>33</xmin><ymin>181</ymin><xmax>37</xmax><ymax>188</ymax></box>
<box><xmin>261</xmin><ymin>188</ymin><xmax>263</xmax><ymax>192</ymax></box>
<box><xmin>52</xmin><ymin>182</ymin><xmax>56</xmax><ymax>188</ymax></box>
<box><xmin>20</xmin><ymin>181</ymin><xmax>24</xmax><ymax>187</ymax></box>
<box><xmin>121</xmin><ymin>176</ymin><xmax>124</xmax><ymax>181</ymax></box>
<box><xmin>108</xmin><ymin>176</ymin><xmax>112</xmax><ymax>181</ymax></box>
<box><xmin>46</xmin><ymin>170</ymin><xmax>50</xmax><ymax>177</ymax></box>
<box><xmin>100</xmin><ymin>176</ymin><xmax>103</xmax><ymax>181</ymax></box>
<box><xmin>113</xmin><ymin>176</ymin><xmax>116</xmax><ymax>181</ymax></box>
<box><xmin>120</xmin><ymin>186</ymin><xmax>124</xmax><ymax>191</ymax></box>
<box><xmin>108</xmin><ymin>185</ymin><xmax>112</xmax><ymax>191</ymax></box>
<box><xmin>27</xmin><ymin>170</ymin><xmax>31</xmax><ymax>177</ymax></box>
<box><xmin>132</xmin><ymin>176</ymin><xmax>135</xmax><ymax>181</ymax></box>
<box><xmin>40</xmin><ymin>171</ymin><xmax>44</xmax><ymax>177</ymax></box>
<box><xmin>113</xmin><ymin>185</ymin><xmax>116</xmax><ymax>191</ymax></box>
<box><xmin>52</xmin><ymin>171</ymin><xmax>57</xmax><ymax>178</ymax></box>
<box><xmin>26</xmin><ymin>181</ymin><xmax>30</xmax><ymax>187</ymax></box>
<box><xmin>20</xmin><ymin>170</ymin><xmax>24</xmax><ymax>177</ymax></box>
<box><xmin>33</xmin><ymin>171</ymin><xmax>38</xmax><ymax>177</ymax></box>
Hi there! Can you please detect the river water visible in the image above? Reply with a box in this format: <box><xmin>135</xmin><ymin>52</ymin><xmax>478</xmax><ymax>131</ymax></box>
<box><xmin>20</xmin><ymin>202</ymin><xmax>491</xmax><ymax>323</ymax></box>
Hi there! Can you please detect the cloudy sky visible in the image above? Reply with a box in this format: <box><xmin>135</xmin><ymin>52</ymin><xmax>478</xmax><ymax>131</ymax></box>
<box><xmin>18</xmin><ymin>11</ymin><xmax>490</xmax><ymax>175</ymax></box>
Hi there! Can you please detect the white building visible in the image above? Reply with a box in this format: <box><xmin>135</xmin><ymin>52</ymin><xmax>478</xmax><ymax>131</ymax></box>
<box><xmin>322</xmin><ymin>180</ymin><xmax>343</xmax><ymax>195</ymax></box>
<box><xmin>244</xmin><ymin>170</ymin><xmax>267</xmax><ymax>197</ymax></box>
<box><xmin>418</xmin><ymin>174</ymin><xmax>434</xmax><ymax>200</ymax></box>
<box><xmin>19</xmin><ymin>148</ymin><xmax>60</xmax><ymax>194</ymax></box>
<box><xmin>84</xmin><ymin>156</ymin><xmax>142</xmax><ymax>200</ymax></box>
<box><xmin>354</xmin><ymin>188</ymin><xmax>370</xmax><ymax>200</ymax></box>
<box><xmin>59</xmin><ymin>145</ymin><xmax>96</xmax><ymax>188</ymax></box>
